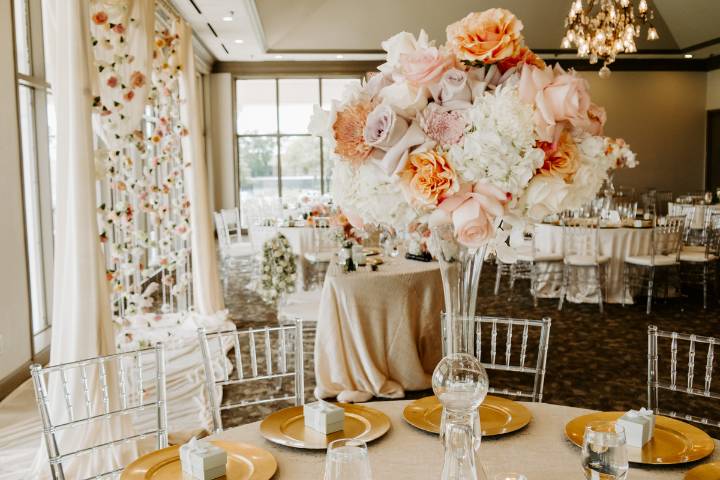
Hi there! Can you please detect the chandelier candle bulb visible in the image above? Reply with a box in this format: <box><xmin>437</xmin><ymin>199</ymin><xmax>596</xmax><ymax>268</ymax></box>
<box><xmin>304</xmin><ymin>401</ymin><xmax>345</xmax><ymax>434</ymax></box>
<box><xmin>617</xmin><ymin>408</ymin><xmax>655</xmax><ymax>447</ymax></box>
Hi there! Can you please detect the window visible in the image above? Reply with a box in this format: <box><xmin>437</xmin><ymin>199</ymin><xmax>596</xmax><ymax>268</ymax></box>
<box><xmin>13</xmin><ymin>0</ymin><xmax>56</xmax><ymax>354</ymax></box>
<box><xmin>235</xmin><ymin>77</ymin><xmax>361</xmax><ymax>220</ymax></box>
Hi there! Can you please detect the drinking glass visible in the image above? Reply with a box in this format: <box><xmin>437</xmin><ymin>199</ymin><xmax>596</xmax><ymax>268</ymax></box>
<box><xmin>323</xmin><ymin>438</ymin><xmax>372</xmax><ymax>480</ymax></box>
<box><xmin>581</xmin><ymin>421</ymin><xmax>629</xmax><ymax>480</ymax></box>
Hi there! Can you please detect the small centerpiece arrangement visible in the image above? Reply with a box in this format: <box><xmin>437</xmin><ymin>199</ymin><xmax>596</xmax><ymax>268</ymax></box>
<box><xmin>309</xmin><ymin>7</ymin><xmax>637</xmax><ymax>351</ymax></box>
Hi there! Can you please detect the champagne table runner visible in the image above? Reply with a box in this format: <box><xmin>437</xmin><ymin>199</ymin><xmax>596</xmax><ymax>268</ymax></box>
<box><xmin>533</xmin><ymin>224</ymin><xmax>653</xmax><ymax>304</ymax></box>
<box><xmin>314</xmin><ymin>257</ymin><xmax>443</xmax><ymax>402</ymax></box>
<box><xmin>210</xmin><ymin>400</ymin><xmax>719</xmax><ymax>479</ymax></box>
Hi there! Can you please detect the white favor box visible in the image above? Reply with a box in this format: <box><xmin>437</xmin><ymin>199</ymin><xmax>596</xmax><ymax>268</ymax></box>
<box><xmin>304</xmin><ymin>401</ymin><xmax>345</xmax><ymax>434</ymax></box>
<box><xmin>180</xmin><ymin>439</ymin><xmax>227</xmax><ymax>480</ymax></box>
<box><xmin>618</xmin><ymin>408</ymin><xmax>655</xmax><ymax>447</ymax></box>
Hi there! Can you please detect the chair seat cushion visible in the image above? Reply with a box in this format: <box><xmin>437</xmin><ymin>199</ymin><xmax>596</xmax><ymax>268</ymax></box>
<box><xmin>625</xmin><ymin>254</ymin><xmax>678</xmax><ymax>266</ymax></box>
<box><xmin>680</xmin><ymin>251</ymin><xmax>717</xmax><ymax>263</ymax></box>
<box><xmin>565</xmin><ymin>254</ymin><xmax>610</xmax><ymax>266</ymax></box>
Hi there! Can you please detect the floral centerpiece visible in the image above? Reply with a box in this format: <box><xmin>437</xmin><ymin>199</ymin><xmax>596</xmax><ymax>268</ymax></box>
<box><xmin>309</xmin><ymin>8</ymin><xmax>637</xmax><ymax>353</ymax></box>
<box><xmin>256</xmin><ymin>234</ymin><xmax>296</xmax><ymax>304</ymax></box>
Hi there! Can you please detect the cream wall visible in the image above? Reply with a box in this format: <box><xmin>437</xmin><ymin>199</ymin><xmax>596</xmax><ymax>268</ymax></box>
<box><xmin>579</xmin><ymin>70</ymin><xmax>707</xmax><ymax>194</ymax></box>
<box><xmin>209</xmin><ymin>73</ymin><xmax>236</xmax><ymax>211</ymax></box>
<box><xmin>708</xmin><ymin>69</ymin><xmax>720</xmax><ymax>111</ymax></box>
<box><xmin>0</xmin><ymin>1</ymin><xmax>33</xmax><ymax>382</ymax></box>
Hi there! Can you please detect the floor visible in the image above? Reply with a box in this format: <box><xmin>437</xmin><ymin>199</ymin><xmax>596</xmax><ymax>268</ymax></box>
<box><xmin>221</xmin><ymin>253</ymin><xmax>720</xmax><ymax>437</ymax></box>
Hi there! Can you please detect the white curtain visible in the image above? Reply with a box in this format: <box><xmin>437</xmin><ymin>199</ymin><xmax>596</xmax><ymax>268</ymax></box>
<box><xmin>177</xmin><ymin>20</ymin><xmax>225</xmax><ymax>315</ymax></box>
<box><xmin>30</xmin><ymin>0</ymin><xmax>153</xmax><ymax>477</ymax></box>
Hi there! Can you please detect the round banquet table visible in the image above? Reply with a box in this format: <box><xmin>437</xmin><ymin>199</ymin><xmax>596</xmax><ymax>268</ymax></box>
<box><xmin>209</xmin><ymin>399</ymin><xmax>720</xmax><ymax>479</ymax></box>
<box><xmin>314</xmin><ymin>257</ymin><xmax>443</xmax><ymax>403</ymax></box>
<box><xmin>249</xmin><ymin>226</ymin><xmax>314</xmax><ymax>256</ymax></box>
<box><xmin>533</xmin><ymin>223</ymin><xmax>653</xmax><ymax>304</ymax></box>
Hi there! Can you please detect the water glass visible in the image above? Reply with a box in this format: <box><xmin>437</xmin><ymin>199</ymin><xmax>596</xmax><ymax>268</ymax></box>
<box><xmin>581</xmin><ymin>421</ymin><xmax>629</xmax><ymax>480</ymax></box>
<box><xmin>323</xmin><ymin>438</ymin><xmax>372</xmax><ymax>480</ymax></box>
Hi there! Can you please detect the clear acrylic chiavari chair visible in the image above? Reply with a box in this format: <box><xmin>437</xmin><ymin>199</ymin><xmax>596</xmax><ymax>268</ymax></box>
<box><xmin>648</xmin><ymin>325</ymin><xmax>720</xmax><ymax>428</ymax></box>
<box><xmin>441</xmin><ymin>314</ymin><xmax>552</xmax><ymax>402</ymax></box>
<box><xmin>623</xmin><ymin>215</ymin><xmax>684</xmax><ymax>314</ymax></box>
<box><xmin>679</xmin><ymin>212</ymin><xmax>720</xmax><ymax>308</ymax></box>
<box><xmin>30</xmin><ymin>344</ymin><xmax>168</xmax><ymax>480</ymax></box>
<box><xmin>198</xmin><ymin>319</ymin><xmax>305</xmax><ymax>433</ymax></box>
<box><xmin>558</xmin><ymin>217</ymin><xmax>608</xmax><ymax>313</ymax></box>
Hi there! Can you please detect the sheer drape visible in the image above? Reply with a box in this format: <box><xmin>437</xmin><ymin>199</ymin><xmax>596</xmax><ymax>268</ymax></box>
<box><xmin>177</xmin><ymin>20</ymin><xmax>224</xmax><ymax>315</ymax></box>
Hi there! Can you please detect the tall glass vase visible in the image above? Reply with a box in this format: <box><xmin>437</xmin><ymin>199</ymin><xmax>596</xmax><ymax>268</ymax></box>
<box><xmin>431</xmin><ymin>224</ymin><xmax>487</xmax><ymax>356</ymax></box>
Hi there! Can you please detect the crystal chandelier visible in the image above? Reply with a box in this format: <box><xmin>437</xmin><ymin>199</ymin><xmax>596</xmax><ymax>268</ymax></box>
<box><xmin>562</xmin><ymin>0</ymin><xmax>659</xmax><ymax>78</ymax></box>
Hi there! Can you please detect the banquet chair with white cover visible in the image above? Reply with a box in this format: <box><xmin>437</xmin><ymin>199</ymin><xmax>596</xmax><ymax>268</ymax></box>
<box><xmin>198</xmin><ymin>320</ymin><xmax>305</xmax><ymax>433</ymax></box>
<box><xmin>558</xmin><ymin>218</ymin><xmax>609</xmax><ymax>313</ymax></box>
<box><xmin>441</xmin><ymin>314</ymin><xmax>552</xmax><ymax>402</ymax></box>
<box><xmin>623</xmin><ymin>215</ymin><xmax>684</xmax><ymax>314</ymax></box>
<box><xmin>679</xmin><ymin>213</ymin><xmax>720</xmax><ymax>308</ymax></box>
<box><xmin>30</xmin><ymin>344</ymin><xmax>168</xmax><ymax>479</ymax></box>
<box><xmin>648</xmin><ymin>325</ymin><xmax>720</xmax><ymax>428</ymax></box>
<box><xmin>493</xmin><ymin>224</ymin><xmax>563</xmax><ymax>306</ymax></box>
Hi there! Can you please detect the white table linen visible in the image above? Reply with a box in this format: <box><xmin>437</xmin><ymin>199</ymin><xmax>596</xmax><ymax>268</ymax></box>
<box><xmin>249</xmin><ymin>226</ymin><xmax>315</xmax><ymax>256</ymax></box>
<box><xmin>534</xmin><ymin>224</ymin><xmax>653</xmax><ymax>304</ymax></box>
<box><xmin>210</xmin><ymin>400</ymin><xmax>720</xmax><ymax>479</ymax></box>
<box><xmin>314</xmin><ymin>258</ymin><xmax>443</xmax><ymax>402</ymax></box>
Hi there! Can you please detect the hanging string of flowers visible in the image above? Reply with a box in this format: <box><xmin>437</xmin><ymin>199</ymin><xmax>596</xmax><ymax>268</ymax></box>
<box><xmin>89</xmin><ymin>1</ymin><xmax>192</xmax><ymax>319</ymax></box>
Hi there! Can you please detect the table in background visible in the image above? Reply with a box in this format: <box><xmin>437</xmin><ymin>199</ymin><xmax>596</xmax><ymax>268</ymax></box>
<box><xmin>210</xmin><ymin>400</ymin><xmax>720</xmax><ymax>479</ymax></box>
<box><xmin>314</xmin><ymin>257</ymin><xmax>443</xmax><ymax>403</ymax></box>
<box><xmin>533</xmin><ymin>224</ymin><xmax>653</xmax><ymax>304</ymax></box>
<box><xmin>249</xmin><ymin>226</ymin><xmax>315</xmax><ymax>256</ymax></box>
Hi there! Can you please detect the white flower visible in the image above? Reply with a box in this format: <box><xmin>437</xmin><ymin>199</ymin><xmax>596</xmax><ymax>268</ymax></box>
<box><xmin>378</xmin><ymin>30</ymin><xmax>433</xmax><ymax>76</ymax></box>
<box><xmin>378</xmin><ymin>81</ymin><xmax>428</xmax><ymax>119</ymax></box>
<box><xmin>519</xmin><ymin>175</ymin><xmax>571</xmax><ymax>221</ymax></box>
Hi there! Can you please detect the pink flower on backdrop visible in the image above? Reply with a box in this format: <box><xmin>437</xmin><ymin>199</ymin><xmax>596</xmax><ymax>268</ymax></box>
<box><xmin>446</xmin><ymin>8</ymin><xmax>524</xmax><ymax>64</ymax></box>
<box><xmin>399</xmin><ymin>45</ymin><xmax>454</xmax><ymax>87</ymax></box>
<box><xmin>129</xmin><ymin>71</ymin><xmax>146</xmax><ymax>89</ymax></box>
<box><xmin>519</xmin><ymin>64</ymin><xmax>592</xmax><ymax>141</ymax></box>
<box><xmin>106</xmin><ymin>76</ymin><xmax>118</xmax><ymax>88</ymax></box>
<box><xmin>419</xmin><ymin>103</ymin><xmax>466</xmax><ymax>146</ymax></box>
<box><xmin>92</xmin><ymin>11</ymin><xmax>108</xmax><ymax>25</ymax></box>
<box><xmin>123</xmin><ymin>90</ymin><xmax>135</xmax><ymax>102</ymax></box>
<box><xmin>434</xmin><ymin>182</ymin><xmax>508</xmax><ymax>247</ymax></box>
<box><xmin>112</xmin><ymin>23</ymin><xmax>126</xmax><ymax>34</ymax></box>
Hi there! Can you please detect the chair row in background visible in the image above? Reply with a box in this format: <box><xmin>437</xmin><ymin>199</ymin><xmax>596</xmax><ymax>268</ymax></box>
<box><xmin>494</xmin><ymin>213</ymin><xmax>720</xmax><ymax>314</ymax></box>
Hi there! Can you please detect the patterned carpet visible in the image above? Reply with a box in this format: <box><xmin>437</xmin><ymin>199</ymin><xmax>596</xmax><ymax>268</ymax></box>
<box><xmin>220</xmin><ymin>254</ymin><xmax>720</xmax><ymax>436</ymax></box>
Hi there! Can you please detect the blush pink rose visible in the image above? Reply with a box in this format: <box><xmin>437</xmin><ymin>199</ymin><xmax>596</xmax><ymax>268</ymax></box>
<box><xmin>519</xmin><ymin>64</ymin><xmax>592</xmax><ymax>142</ymax></box>
<box><xmin>399</xmin><ymin>46</ymin><xmax>454</xmax><ymax>87</ymax></box>
<box><xmin>435</xmin><ymin>182</ymin><xmax>508</xmax><ymax>247</ymax></box>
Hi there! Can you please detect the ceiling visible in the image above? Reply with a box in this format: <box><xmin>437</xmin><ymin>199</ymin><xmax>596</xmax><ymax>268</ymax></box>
<box><xmin>172</xmin><ymin>0</ymin><xmax>720</xmax><ymax>63</ymax></box>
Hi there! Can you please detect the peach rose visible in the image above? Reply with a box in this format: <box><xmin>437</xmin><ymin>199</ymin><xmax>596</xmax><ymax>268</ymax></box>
<box><xmin>519</xmin><ymin>64</ymin><xmax>592</xmax><ymax>142</ymax></box>
<box><xmin>537</xmin><ymin>130</ymin><xmax>579</xmax><ymax>182</ymax></box>
<box><xmin>399</xmin><ymin>46</ymin><xmax>453</xmax><ymax>87</ymax></box>
<box><xmin>434</xmin><ymin>182</ymin><xmax>508</xmax><ymax>247</ymax></box>
<box><xmin>92</xmin><ymin>11</ymin><xmax>108</xmax><ymax>25</ymax></box>
<box><xmin>497</xmin><ymin>46</ymin><xmax>546</xmax><ymax>73</ymax></box>
<box><xmin>129</xmin><ymin>71</ymin><xmax>146</xmax><ymax>89</ymax></box>
<box><xmin>400</xmin><ymin>150</ymin><xmax>459</xmax><ymax>205</ymax></box>
<box><xmin>446</xmin><ymin>9</ymin><xmax>524</xmax><ymax>64</ymax></box>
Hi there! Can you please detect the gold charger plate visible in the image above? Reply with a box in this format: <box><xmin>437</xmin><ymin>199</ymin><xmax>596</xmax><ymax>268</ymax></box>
<box><xmin>362</xmin><ymin>247</ymin><xmax>382</xmax><ymax>256</ymax></box>
<box><xmin>565</xmin><ymin>412</ymin><xmax>715</xmax><ymax>465</ymax></box>
<box><xmin>402</xmin><ymin>395</ymin><xmax>532</xmax><ymax>436</ymax></box>
<box><xmin>259</xmin><ymin>402</ymin><xmax>391</xmax><ymax>449</ymax></box>
<box><xmin>686</xmin><ymin>462</ymin><xmax>720</xmax><ymax>480</ymax></box>
<box><xmin>120</xmin><ymin>440</ymin><xmax>277</xmax><ymax>480</ymax></box>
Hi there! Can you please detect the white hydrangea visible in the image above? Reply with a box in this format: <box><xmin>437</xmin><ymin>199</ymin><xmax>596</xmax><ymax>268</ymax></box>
<box><xmin>448</xmin><ymin>85</ymin><xmax>544</xmax><ymax>202</ymax></box>
<box><xmin>330</xmin><ymin>159</ymin><xmax>417</xmax><ymax>230</ymax></box>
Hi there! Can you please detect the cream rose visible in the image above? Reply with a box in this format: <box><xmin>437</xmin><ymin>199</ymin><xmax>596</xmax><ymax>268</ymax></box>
<box><xmin>429</xmin><ymin>68</ymin><xmax>472</xmax><ymax>109</ymax></box>
<box><xmin>522</xmin><ymin>175</ymin><xmax>570</xmax><ymax>221</ymax></box>
<box><xmin>364</xmin><ymin>105</ymin><xmax>409</xmax><ymax>151</ymax></box>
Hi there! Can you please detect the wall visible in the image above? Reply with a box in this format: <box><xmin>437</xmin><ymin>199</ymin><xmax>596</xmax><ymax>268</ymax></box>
<box><xmin>708</xmin><ymin>69</ymin><xmax>720</xmax><ymax>111</ymax></box>
<box><xmin>579</xmin><ymin>70</ymin><xmax>707</xmax><ymax>195</ymax></box>
<box><xmin>0</xmin><ymin>1</ymin><xmax>33</xmax><ymax>387</ymax></box>
<box><xmin>208</xmin><ymin>73</ymin><xmax>236</xmax><ymax>211</ymax></box>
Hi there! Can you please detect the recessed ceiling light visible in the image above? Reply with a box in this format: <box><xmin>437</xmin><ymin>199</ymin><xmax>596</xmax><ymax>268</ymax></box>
<box><xmin>274</xmin><ymin>55</ymin><xmax>283</xmax><ymax>59</ymax></box>
<box><xmin>336</xmin><ymin>54</ymin><xmax>344</xmax><ymax>59</ymax></box>
<box><xmin>222</xmin><ymin>11</ymin><xmax>234</xmax><ymax>21</ymax></box>
<box><xmin>684</xmin><ymin>53</ymin><xmax>693</xmax><ymax>59</ymax></box>
<box><xmin>234</xmin><ymin>39</ymin><xmax>244</xmax><ymax>44</ymax></box>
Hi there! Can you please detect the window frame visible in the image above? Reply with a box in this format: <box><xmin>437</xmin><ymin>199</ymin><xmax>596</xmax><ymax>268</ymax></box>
<box><xmin>12</xmin><ymin>0</ymin><xmax>55</xmax><ymax>356</ymax></box>
<box><xmin>233</xmin><ymin>74</ymin><xmax>362</xmax><ymax>212</ymax></box>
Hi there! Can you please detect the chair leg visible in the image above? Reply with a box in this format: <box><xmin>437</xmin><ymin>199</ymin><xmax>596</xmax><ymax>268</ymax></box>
<box><xmin>558</xmin><ymin>265</ymin><xmax>568</xmax><ymax>311</ymax></box>
<box><xmin>494</xmin><ymin>263</ymin><xmax>503</xmax><ymax>296</ymax></box>
<box><xmin>703</xmin><ymin>263</ymin><xmax>709</xmax><ymax>309</ymax></box>
<box><xmin>646</xmin><ymin>267</ymin><xmax>655</xmax><ymax>315</ymax></box>
<box><xmin>531</xmin><ymin>263</ymin><xmax>539</xmax><ymax>308</ymax></box>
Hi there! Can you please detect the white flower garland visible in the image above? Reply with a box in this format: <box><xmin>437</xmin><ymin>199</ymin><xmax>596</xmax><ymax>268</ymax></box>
<box><xmin>257</xmin><ymin>234</ymin><xmax>297</xmax><ymax>304</ymax></box>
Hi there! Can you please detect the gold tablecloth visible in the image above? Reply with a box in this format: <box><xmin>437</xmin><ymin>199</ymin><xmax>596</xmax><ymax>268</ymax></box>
<box><xmin>314</xmin><ymin>257</ymin><xmax>444</xmax><ymax>402</ymax></box>
<box><xmin>211</xmin><ymin>400</ymin><xmax>720</xmax><ymax>479</ymax></box>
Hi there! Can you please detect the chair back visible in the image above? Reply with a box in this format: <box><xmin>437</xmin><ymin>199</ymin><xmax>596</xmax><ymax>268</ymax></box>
<box><xmin>214</xmin><ymin>212</ymin><xmax>231</xmax><ymax>249</ymax></box>
<box><xmin>30</xmin><ymin>345</ymin><xmax>167</xmax><ymax>480</ymax></box>
<box><xmin>656</xmin><ymin>191</ymin><xmax>673</xmax><ymax>216</ymax></box>
<box><xmin>309</xmin><ymin>216</ymin><xmax>336</xmax><ymax>260</ymax></box>
<box><xmin>441</xmin><ymin>314</ymin><xmax>551</xmax><ymax>402</ymax></box>
<box><xmin>198</xmin><ymin>320</ymin><xmax>305</xmax><ymax>433</ymax></box>
<box><xmin>561</xmin><ymin>217</ymin><xmax>601</xmax><ymax>263</ymax></box>
<box><xmin>702</xmin><ymin>213</ymin><xmax>720</xmax><ymax>260</ymax></box>
<box><xmin>220</xmin><ymin>208</ymin><xmax>241</xmax><ymax>242</ymax></box>
<box><xmin>651</xmin><ymin>215</ymin><xmax>684</xmax><ymax>261</ymax></box>
<box><xmin>648</xmin><ymin>325</ymin><xmax>720</xmax><ymax>427</ymax></box>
